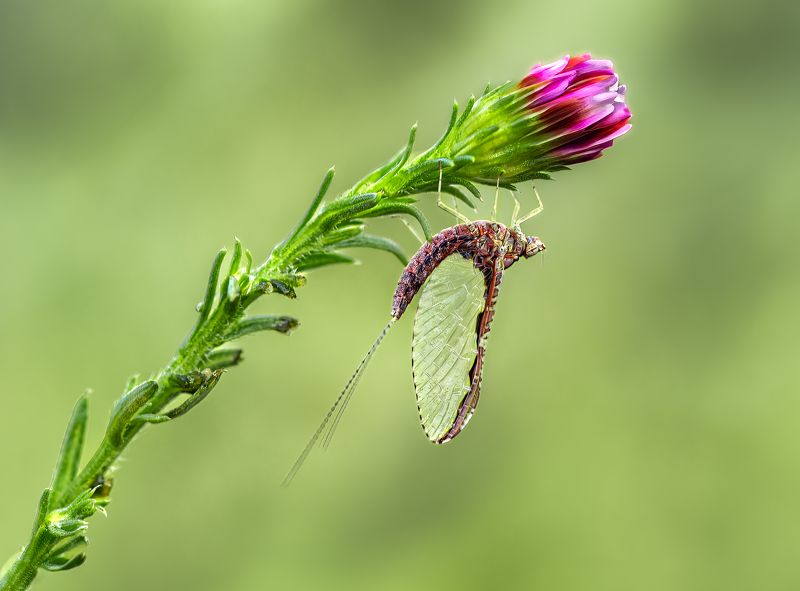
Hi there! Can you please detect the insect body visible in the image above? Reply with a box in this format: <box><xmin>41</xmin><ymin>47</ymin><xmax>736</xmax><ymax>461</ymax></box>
<box><xmin>283</xmin><ymin>220</ymin><xmax>544</xmax><ymax>484</ymax></box>
<box><xmin>395</xmin><ymin>221</ymin><xmax>545</xmax><ymax>442</ymax></box>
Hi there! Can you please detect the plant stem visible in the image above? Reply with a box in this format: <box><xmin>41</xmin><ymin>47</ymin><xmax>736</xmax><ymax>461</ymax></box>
<box><xmin>0</xmin><ymin>115</ymin><xmax>477</xmax><ymax>590</ymax></box>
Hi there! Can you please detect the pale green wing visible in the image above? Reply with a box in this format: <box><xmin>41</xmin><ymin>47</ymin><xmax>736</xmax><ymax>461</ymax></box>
<box><xmin>412</xmin><ymin>254</ymin><xmax>486</xmax><ymax>443</ymax></box>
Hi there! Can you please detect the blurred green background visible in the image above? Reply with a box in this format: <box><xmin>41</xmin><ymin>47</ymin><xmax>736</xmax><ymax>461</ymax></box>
<box><xmin>1</xmin><ymin>0</ymin><xmax>799</xmax><ymax>589</ymax></box>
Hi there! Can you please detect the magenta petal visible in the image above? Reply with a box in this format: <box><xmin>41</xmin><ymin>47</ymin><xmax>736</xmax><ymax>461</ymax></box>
<box><xmin>530</xmin><ymin>74</ymin><xmax>576</xmax><ymax>106</ymax></box>
<box><xmin>563</xmin><ymin>103</ymin><xmax>615</xmax><ymax>134</ymax></box>
<box><xmin>525</xmin><ymin>56</ymin><xmax>569</xmax><ymax>81</ymax></box>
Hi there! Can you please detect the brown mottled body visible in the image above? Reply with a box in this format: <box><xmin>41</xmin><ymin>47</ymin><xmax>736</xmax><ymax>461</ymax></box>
<box><xmin>394</xmin><ymin>221</ymin><xmax>545</xmax><ymax>443</ymax></box>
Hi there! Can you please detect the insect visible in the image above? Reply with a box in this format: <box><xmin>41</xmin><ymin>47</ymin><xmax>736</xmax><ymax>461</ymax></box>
<box><xmin>283</xmin><ymin>186</ymin><xmax>546</xmax><ymax>485</ymax></box>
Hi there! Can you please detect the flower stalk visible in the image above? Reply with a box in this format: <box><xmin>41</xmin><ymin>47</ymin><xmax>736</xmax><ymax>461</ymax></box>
<box><xmin>0</xmin><ymin>53</ymin><xmax>630</xmax><ymax>590</ymax></box>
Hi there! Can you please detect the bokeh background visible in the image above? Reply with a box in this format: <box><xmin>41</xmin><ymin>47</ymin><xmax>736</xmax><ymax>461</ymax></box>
<box><xmin>1</xmin><ymin>0</ymin><xmax>799</xmax><ymax>589</ymax></box>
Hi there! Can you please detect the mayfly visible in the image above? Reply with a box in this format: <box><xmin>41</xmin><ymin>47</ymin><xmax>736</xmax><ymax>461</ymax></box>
<box><xmin>283</xmin><ymin>193</ymin><xmax>546</xmax><ymax>485</ymax></box>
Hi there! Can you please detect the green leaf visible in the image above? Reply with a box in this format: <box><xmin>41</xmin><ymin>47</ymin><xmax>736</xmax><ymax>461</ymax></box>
<box><xmin>336</xmin><ymin>234</ymin><xmax>407</xmax><ymax>265</ymax></box>
<box><xmin>455</xmin><ymin>94</ymin><xmax>476</xmax><ymax>128</ymax></box>
<box><xmin>317</xmin><ymin>193</ymin><xmax>379</xmax><ymax>231</ymax></box>
<box><xmin>269</xmin><ymin>279</ymin><xmax>297</xmax><ymax>298</ymax></box>
<box><xmin>421</xmin><ymin>101</ymin><xmax>459</xmax><ymax>157</ymax></box>
<box><xmin>447</xmin><ymin>177</ymin><xmax>482</xmax><ymax>201</ymax></box>
<box><xmin>226</xmin><ymin>276</ymin><xmax>241</xmax><ymax>304</ymax></box>
<box><xmin>439</xmin><ymin>185</ymin><xmax>475</xmax><ymax>209</ymax></box>
<box><xmin>46</xmin><ymin>519</ymin><xmax>88</xmax><ymax>539</ymax></box>
<box><xmin>129</xmin><ymin>413</ymin><xmax>171</xmax><ymax>427</ymax></box>
<box><xmin>395</xmin><ymin>124</ymin><xmax>418</xmax><ymax>171</ymax></box>
<box><xmin>31</xmin><ymin>489</ymin><xmax>52</xmax><ymax>536</ymax></box>
<box><xmin>295</xmin><ymin>252</ymin><xmax>355</xmax><ymax>271</ymax></box>
<box><xmin>107</xmin><ymin>381</ymin><xmax>158</xmax><ymax>447</ymax></box>
<box><xmin>299</xmin><ymin>167</ymin><xmax>335</xmax><ymax>230</ymax></box>
<box><xmin>228</xmin><ymin>238</ymin><xmax>243</xmax><ymax>277</ymax></box>
<box><xmin>320</xmin><ymin>223</ymin><xmax>364</xmax><ymax>247</ymax></box>
<box><xmin>226</xmin><ymin>315</ymin><xmax>300</xmax><ymax>340</ymax></box>
<box><xmin>164</xmin><ymin>370</ymin><xmax>223</xmax><ymax>421</ymax></box>
<box><xmin>43</xmin><ymin>535</ymin><xmax>88</xmax><ymax>572</ymax></box>
<box><xmin>42</xmin><ymin>553</ymin><xmax>86</xmax><ymax>572</ymax></box>
<box><xmin>358</xmin><ymin>202</ymin><xmax>431</xmax><ymax>241</ymax></box>
<box><xmin>401</xmin><ymin>157</ymin><xmax>455</xmax><ymax>187</ymax></box>
<box><xmin>49</xmin><ymin>397</ymin><xmax>88</xmax><ymax>507</ymax></box>
<box><xmin>196</xmin><ymin>248</ymin><xmax>227</xmax><ymax>326</ymax></box>
<box><xmin>206</xmin><ymin>349</ymin><xmax>243</xmax><ymax>370</ymax></box>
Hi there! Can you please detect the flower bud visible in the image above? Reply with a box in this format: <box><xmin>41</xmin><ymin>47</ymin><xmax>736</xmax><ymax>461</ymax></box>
<box><xmin>448</xmin><ymin>54</ymin><xmax>631</xmax><ymax>183</ymax></box>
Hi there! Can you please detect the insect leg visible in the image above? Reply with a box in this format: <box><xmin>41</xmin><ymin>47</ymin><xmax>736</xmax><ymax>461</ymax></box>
<box><xmin>513</xmin><ymin>186</ymin><xmax>545</xmax><ymax>228</ymax></box>
<box><xmin>491</xmin><ymin>176</ymin><xmax>500</xmax><ymax>222</ymax></box>
<box><xmin>436</xmin><ymin>160</ymin><xmax>471</xmax><ymax>224</ymax></box>
<box><xmin>437</xmin><ymin>198</ymin><xmax>472</xmax><ymax>224</ymax></box>
<box><xmin>396</xmin><ymin>216</ymin><xmax>424</xmax><ymax>245</ymax></box>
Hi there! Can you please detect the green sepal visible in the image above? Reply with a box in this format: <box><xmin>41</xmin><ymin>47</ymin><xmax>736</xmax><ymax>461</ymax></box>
<box><xmin>335</xmin><ymin>234</ymin><xmax>407</xmax><ymax>265</ymax></box>
<box><xmin>164</xmin><ymin>369</ymin><xmax>223</xmax><ymax>421</ymax></box>
<box><xmin>226</xmin><ymin>315</ymin><xmax>300</xmax><ymax>340</ymax></box>
<box><xmin>49</xmin><ymin>397</ymin><xmax>88</xmax><ymax>509</ymax></box>
<box><xmin>452</xmin><ymin>126</ymin><xmax>500</xmax><ymax>155</ymax></box>
<box><xmin>206</xmin><ymin>349</ymin><xmax>243</xmax><ymax>370</ymax></box>
<box><xmin>107</xmin><ymin>381</ymin><xmax>158</xmax><ymax>447</ymax></box>
<box><xmin>295</xmin><ymin>252</ymin><xmax>355</xmax><ymax>271</ymax></box>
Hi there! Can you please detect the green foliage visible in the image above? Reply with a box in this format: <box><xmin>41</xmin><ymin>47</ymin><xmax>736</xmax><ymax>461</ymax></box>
<box><xmin>0</xmin><ymin>86</ymin><xmax>543</xmax><ymax>589</ymax></box>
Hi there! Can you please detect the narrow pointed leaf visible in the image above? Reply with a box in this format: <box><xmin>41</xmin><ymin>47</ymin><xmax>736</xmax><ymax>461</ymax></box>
<box><xmin>128</xmin><ymin>413</ymin><xmax>171</xmax><ymax>427</ymax></box>
<box><xmin>228</xmin><ymin>238</ymin><xmax>243</xmax><ymax>277</ymax></box>
<box><xmin>46</xmin><ymin>519</ymin><xmax>88</xmax><ymax>538</ymax></box>
<box><xmin>296</xmin><ymin>252</ymin><xmax>355</xmax><ymax>271</ymax></box>
<box><xmin>206</xmin><ymin>349</ymin><xmax>243</xmax><ymax>370</ymax></box>
<box><xmin>42</xmin><ymin>553</ymin><xmax>86</xmax><ymax>572</ymax></box>
<box><xmin>226</xmin><ymin>315</ymin><xmax>299</xmax><ymax>340</ymax></box>
<box><xmin>269</xmin><ymin>279</ymin><xmax>297</xmax><ymax>298</ymax></box>
<box><xmin>164</xmin><ymin>370</ymin><xmax>223</xmax><ymax>421</ymax></box>
<box><xmin>50</xmin><ymin>397</ymin><xmax>88</xmax><ymax>505</ymax></box>
<box><xmin>31</xmin><ymin>489</ymin><xmax>52</xmax><ymax>536</ymax></box>
<box><xmin>358</xmin><ymin>202</ymin><xmax>432</xmax><ymax>241</ymax></box>
<box><xmin>336</xmin><ymin>234</ymin><xmax>407</xmax><ymax>265</ymax></box>
<box><xmin>107</xmin><ymin>381</ymin><xmax>158</xmax><ymax>446</ymax></box>
<box><xmin>193</xmin><ymin>248</ymin><xmax>227</xmax><ymax>332</ymax></box>
<box><xmin>439</xmin><ymin>185</ymin><xmax>475</xmax><ymax>209</ymax></box>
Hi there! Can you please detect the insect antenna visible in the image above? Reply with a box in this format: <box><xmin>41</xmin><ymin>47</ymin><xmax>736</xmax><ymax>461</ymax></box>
<box><xmin>321</xmin><ymin>318</ymin><xmax>395</xmax><ymax>448</ymax></box>
<box><xmin>282</xmin><ymin>318</ymin><xmax>396</xmax><ymax>486</ymax></box>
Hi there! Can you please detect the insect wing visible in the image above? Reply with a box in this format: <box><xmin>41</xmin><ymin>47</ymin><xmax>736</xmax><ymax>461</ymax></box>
<box><xmin>412</xmin><ymin>254</ymin><xmax>486</xmax><ymax>443</ymax></box>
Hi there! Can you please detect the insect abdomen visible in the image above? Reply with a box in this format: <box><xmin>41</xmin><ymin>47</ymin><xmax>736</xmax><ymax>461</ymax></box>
<box><xmin>391</xmin><ymin>224</ymin><xmax>478</xmax><ymax>319</ymax></box>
